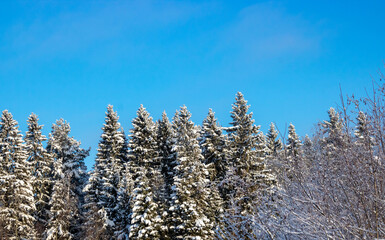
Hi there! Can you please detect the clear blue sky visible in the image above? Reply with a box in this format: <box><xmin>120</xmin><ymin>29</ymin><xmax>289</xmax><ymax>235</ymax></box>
<box><xmin>1</xmin><ymin>0</ymin><xmax>384</xmax><ymax>169</ymax></box>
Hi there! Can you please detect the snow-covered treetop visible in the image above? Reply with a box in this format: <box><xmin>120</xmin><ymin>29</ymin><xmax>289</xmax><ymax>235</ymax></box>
<box><xmin>129</xmin><ymin>104</ymin><xmax>158</xmax><ymax>166</ymax></box>
<box><xmin>287</xmin><ymin>123</ymin><xmax>302</xmax><ymax>158</ymax></box>
<box><xmin>25</xmin><ymin>113</ymin><xmax>47</xmax><ymax>152</ymax></box>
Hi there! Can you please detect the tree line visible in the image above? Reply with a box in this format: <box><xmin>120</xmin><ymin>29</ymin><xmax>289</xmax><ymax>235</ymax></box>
<box><xmin>0</xmin><ymin>84</ymin><xmax>384</xmax><ymax>239</ymax></box>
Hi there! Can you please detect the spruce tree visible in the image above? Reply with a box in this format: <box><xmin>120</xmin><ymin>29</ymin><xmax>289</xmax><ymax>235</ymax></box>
<box><xmin>321</xmin><ymin>107</ymin><xmax>345</xmax><ymax>151</ymax></box>
<box><xmin>169</xmin><ymin>106</ymin><xmax>215</xmax><ymax>239</ymax></box>
<box><xmin>155</xmin><ymin>111</ymin><xmax>175</xmax><ymax>238</ymax></box>
<box><xmin>128</xmin><ymin>105</ymin><xmax>164</xmax><ymax>239</ymax></box>
<box><xmin>83</xmin><ymin>105</ymin><xmax>126</xmax><ymax>238</ymax></box>
<box><xmin>302</xmin><ymin>134</ymin><xmax>315</xmax><ymax>167</ymax></box>
<box><xmin>200</xmin><ymin>108</ymin><xmax>227</xmax><ymax>182</ymax></box>
<box><xmin>0</xmin><ymin>110</ymin><xmax>36</xmax><ymax>240</ymax></box>
<box><xmin>24</xmin><ymin>113</ymin><xmax>54</xmax><ymax>236</ymax></box>
<box><xmin>355</xmin><ymin>111</ymin><xmax>373</xmax><ymax>148</ymax></box>
<box><xmin>114</xmin><ymin>166</ymin><xmax>134</xmax><ymax>240</ymax></box>
<box><xmin>225</xmin><ymin>92</ymin><xmax>275</xmax><ymax>214</ymax></box>
<box><xmin>266</xmin><ymin>122</ymin><xmax>282</xmax><ymax>157</ymax></box>
<box><xmin>46</xmin><ymin>119</ymin><xmax>89</xmax><ymax>238</ymax></box>
<box><xmin>45</xmin><ymin>160</ymin><xmax>74</xmax><ymax>240</ymax></box>
<box><xmin>199</xmin><ymin>109</ymin><xmax>226</xmax><ymax>235</ymax></box>
<box><xmin>156</xmin><ymin>112</ymin><xmax>175</xmax><ymax>195</ymax></box>
<box><xmin>82</xmin><ymin>166</ymin><xmax>108</xmax><ymax>240</ymax></box>
<box><xmin>286</xmin><ymin>123</ymin><xmax>302</xmax><ymax>159</ymax></box>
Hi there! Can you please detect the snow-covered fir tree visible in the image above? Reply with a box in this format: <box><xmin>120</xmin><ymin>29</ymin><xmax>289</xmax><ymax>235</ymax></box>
<box><xmin>286</xmin><ymin>123</ymin><xmax>302</xmax><ymax>159</ymax></box>
<box><xmin>82</xmin><ymin>165</ymin><xmax>109</xmax><ymax>240</ymax></box>
<box><xmin>45</xmin><ymin>159</ymin><xmax>74</xmax><ymax>240</ymax></box>
<box><xmin>283</xmin><ymin>123</ymin><xmax>303</xmax><ymax>180</ymax></box>
<box><xmin>266</xmin><ymin>122</ymin><xmax>282</xmax><ymax>157</ymax></box>
<box><xmin>321</xmin><ymin>107</ymin><xmax>345</xmax><ymax>152</ymax></box>
<box><xmin>355</xmin><ymin>111</ymin><xmax>373</xmax><ymax>148</ymax></box>
<box><xmin>128</xmin><ymin>105</ymin><xmax>164</xmax><ymax>239</ymax></box>
<box><xmin>155</xmin><ymin>111</ymin><xmax>176</xmax><ymax>238</ymax></box>
<box><xmin>114</xmin><ymin>165</ymin><xmax>134</xmax><ymax>240</ymax></box>
<box><xmin>83</xmin><ymin>105</ymin><xmax>126</xmax><ymax>239</ymax></box>
<box><xmin>224</xmin><ymin>92</ymin><xmax>276</xmax><ymax>214</ymax></box>
<box><xmin>46</xmin><ymin>119</ymin><xmax>89</xmax><ymax>239</ymax></box>
<box><xmin>115</xmin><ymin>127</ymin><xmax>130</xmax><ymax>239</ymax></box>
<box><xmin>24</xmin><ymin>113</ymin><xmax>54</xmax><ymax>236</ymax></box>
<box><xmin>169</xmin><ymin>106</ymin><xmax>216</xmax><ymax>239</ymax></box>
<box><xmin>0</xmin><ymin>110</ymin><xmax>36</xmax><ymax>240</ymax></box>
<box><xmin>302</xmin><ymin>134</ymin><xmax>315</xmax><ymax>167</ymax></box>
<box><xmin>198</xmin><ymin>109</ymin><xmax>227</xmax><ymax>235</ymax></box>
<box><xmin>199</xmin><ymin>109</ymin><xmax>227</xmax><ymax>182</ymax></box>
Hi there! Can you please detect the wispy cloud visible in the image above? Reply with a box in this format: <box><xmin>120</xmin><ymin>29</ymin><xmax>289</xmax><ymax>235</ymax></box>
<box><xmin>216</xmin><ymin>2</ymin><xmax>322</xmax><ymax>61</ymax></box>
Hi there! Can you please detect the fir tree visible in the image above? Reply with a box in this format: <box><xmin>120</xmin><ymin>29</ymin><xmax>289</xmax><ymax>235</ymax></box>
<box><xmin>170</xmin><ymin>106</ymin><xmax>215</xmax><ymax>239</ymax></box>
<box><xmin>321</xmin><ymin>107</ymin><xmax>345</xmax><ymax>151</ymax></box>
<box><xmin>155</xmin><ymin>111</ymin><xmax>175</xmax><ymax>239</ymax></box>
<box><xmin>0</xmin><ymin>110</ymin><xmax>36</xmax><ymax>240</ymax></box>
<box><xmin>45</xmin><ymin>160</ymin><xmax>74</xmax><ymax>240</ymax></box>
<box><xmin>286</xmin><ymin>123</ymin><xmax>302</xmax><ymax>159</ymax></box>
<box><xmin>355</xmin><ymin>111</ymin><xmax>373</xmax><ymax>148</ymax></box>
<box><xmin>224</xmin><ymin>92</ymin><xmax>275</xmax><ymax>214</ymax></box>
<box><xmin>24</xmin><ymin>113</ymin><xmax>54</xmax><ymax>236</ymax></box>
<box><xmin>46</xmin><ymin>119</ymin><xmax>89</xmax><ymax>239</ymax></box>
<box><xmin>114</xmin><ymin>166</ymin><xmax>134</xmax><ymax>240</ymax></box>
<box><xmin>128</xmin><ymin>105</ymin><xmax>164</xmax><ymax>239</ymax></box>
<box><xmin>82</xmin><ymin>167</ymin><xmax>108</xmax><ymax>240</ymax></box>
<box><xmin>198</xmin><ymin>109</ymin><xmax>226</xmax><ymax>234</ymax></box>
<box><xmin>83</xmin><ymin>105</ymin><xmax>126</xmax><ymax>238</ymax></box>
<box><xmin>266</xmin><ymin>122</ymin><xmax>282</xmax><ymax>157</ymax></box>
<box><xmin>302</xmin><ymin>134</ymin><xmax>315</xmax><ymax>167</ymax></box>
<box><xmin>199</xmin><ymin>109</ymin><xmax>227</xmax><ymax>182</ymax></box>
<box><xmin>156</xmin><ymin>111</ymin><xmax>175</xmax><ymax>195</ymax></box>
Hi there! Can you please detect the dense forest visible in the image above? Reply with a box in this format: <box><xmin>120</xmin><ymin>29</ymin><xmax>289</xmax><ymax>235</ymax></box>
<box><xmin>1</xmin><ymin>78</ymin><xmax>385</xmax><ymax>239</ymax></box>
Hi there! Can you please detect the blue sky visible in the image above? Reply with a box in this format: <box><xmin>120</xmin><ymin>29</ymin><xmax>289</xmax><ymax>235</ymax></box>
<box><xmin>1</xmin><ymin>0</ymin><xmax>384</xmax><ymax>169</ymax></box>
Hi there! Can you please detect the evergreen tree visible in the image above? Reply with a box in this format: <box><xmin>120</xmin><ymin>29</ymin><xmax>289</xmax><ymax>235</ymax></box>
<box><xmin>169</xmin><ymin>106</ymin><xmax>215</xmax><ymax>239</ymax></box>
<box><xmin>128</xmin><ymin>105</ymin><xmax>164</xmax><ymax>239</ymax></box>
<box><xmin>286</xmin><ymin>123</ymin><xmax>302</xmax><ymax>159</ymax></box>
<box><xmin>46</xmin><ymin>119</ymin><xmax>89</xmax><ymax>238</ymax></box>
<box><xmin>156</xmin><ymin>111</ymin><xmax>175</xmax><ymax>238</ymax></box>
<box><xmin>82</xmin><ymin>166</ymin><xmax>109</xmax><ymax>240</ymax></box>
<box><xmin>302</xmin><ymin>134</ymin><xmax>315</xmax><ymax>167</ymax></box>
<box><xmin>266</xmin><ymin>122</ymin><xmax>282</xmax><ymax>157</ymax></box>
<box><xmin>114</xmin><ymin>166</ymin><xmax>134</xmax><ymax>240</ymax></box>
<box><xmin>199</xmin><ymin>109</ymin><xmax>227</xmax><ymax>182</ymax></box>
<box><xmin>45</xmin><ymin>160</ymin><xmax>74</xmax><ymax>240</ymax></box>
<box><xmin>199</xmin><ymin>109</ymin><xmax>226</xmax><ymax>235</ymax></box>
<box><xmin>321</xmin><ymin>107</ymin><xmax>345</xmax><ymax>151</ymax></box>
<box><xmin>355</xmin><ymin>111</ymin><xmax>373</xmax><ymax>148</ymax></box>
<box><xmin>83</xmin><ymin>105</ymin><xmax>126</xmax><ymax>238</ymax></box>
<box><xmin>24</xmin><ymin>113</ymin><xmax>54</xmax><ymax>236</ymax></box>
<box><xmin>157</xmin><ymin>112</ymin><xmax>175</xmax><ymax>196</ymax></box>
<box><xmin>224</xmin><ymin>92</ymin><xmax>275</xmax><ymax>214</ymax></box>
<box><xmin>0</xmin><ymin>110</ymin><xmax>36</xmax><ymax>240</ymax></box>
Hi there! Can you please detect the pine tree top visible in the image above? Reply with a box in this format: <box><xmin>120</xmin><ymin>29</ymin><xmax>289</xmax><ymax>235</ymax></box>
<box><xmin>322</xmin><ymin>107</ymin><xmax>343</xmax><ymax>133</ymax></box>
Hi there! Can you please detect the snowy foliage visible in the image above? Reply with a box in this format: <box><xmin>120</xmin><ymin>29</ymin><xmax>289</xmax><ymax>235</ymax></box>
<box><xmin>169</xmin><ymin>106</ymin><xmax>216</xmax><ymax>239</ymax></box>
<box><xmin>46</xmin><ymin>118</ymin><xmax>89</xmax><ymax>239</ymax></box>
<box><xmin>128</xmin><ymin>105</ymin><xmax>164</xmax><ymax>239</ymax></box>
<box><xmin>0</xmin><ymin>110</ymin><xmax>36</xmax><ymax>240</ymax></box>
<box><xmin>224</xmin><ymin>92</ymin><xmax>276</xmax><ymax>215</ymax></box>
<box><xmin>265</xmin><ymin>122</ymin><xmax>282</xmax><ymax>157</ymax></box>
<box><xmin>24</xmin><ymin>113</ymin><xmax>54</xmax><ymax>236</ymax></box>
<box><xmin>2</xmin><ymin>88</ymin><xmax>385</xmax><ymax>239</ymax></box>
<box><xmin>45</xmin><ymin>162</ymin><xmax>75</xmax><ymax>240</ymax></box>
<box><xmin>83</xmin><ymin>105</ymin><xmax>126</xmax><ymax>238</ymax></box>
<box><xmin>199</xmin><ymin>109</ymin><xmax>227</xmax><ymax>182</ymax></box>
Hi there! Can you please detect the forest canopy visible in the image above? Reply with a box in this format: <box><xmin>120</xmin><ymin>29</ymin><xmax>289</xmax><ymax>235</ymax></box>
<box><xmin>1</xmin><ymin>74</ymin><xmax>385</xmax><ymax>239</ymax></box>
